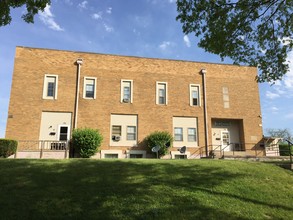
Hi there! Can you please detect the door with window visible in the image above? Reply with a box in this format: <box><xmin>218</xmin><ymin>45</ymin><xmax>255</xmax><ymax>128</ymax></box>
<box><xmin>53</xmin><ymin>125</ymin><xmax>70</xmax><ymax>150</ymax></box>
<box><xmin>58</xmin><ymin>125</ymin><xmax>70</xmax><ymax>141</ymax></box>
<box><xmin>221</xmin><ymin>131</ymin><xmax>230</xmax><ymax>151</ymax></box>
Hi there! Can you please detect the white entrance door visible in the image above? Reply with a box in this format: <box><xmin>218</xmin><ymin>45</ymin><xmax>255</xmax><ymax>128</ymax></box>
<box><xmin>221</xmin><ymin>131</ymin><xmax>230</xmax><ymax>151</ymax></box>
<box><xmin>58</xmin><ymin>125</ymin><xmax>70</xmax><ymax>141</ymax></box>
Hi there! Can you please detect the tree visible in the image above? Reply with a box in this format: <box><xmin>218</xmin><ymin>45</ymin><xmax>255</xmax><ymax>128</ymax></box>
<box><xmin>0</xmin><ymin>0</ymin><xmax>50</xmax><ymax>26</ymax></box>
<box><xmin>266</xmin><ymin>128</ymin><xmax>292</xmax><ymax>141</ymax></box>
<box><xmin>176</xmin><ymin>0</ymin><xmax>293</xmax><ymax>82</ymax></box>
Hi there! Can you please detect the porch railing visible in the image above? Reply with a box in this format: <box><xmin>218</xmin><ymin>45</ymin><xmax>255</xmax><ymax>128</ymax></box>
<box><xmin>15</xmin><ymin>140</ymin><xmax>69</xmax><ymax>159</ymax></box>
<box><xmin>18</xmin><ymin>140</ymin><xmax>68</xmax><ymax>151</ymax></box>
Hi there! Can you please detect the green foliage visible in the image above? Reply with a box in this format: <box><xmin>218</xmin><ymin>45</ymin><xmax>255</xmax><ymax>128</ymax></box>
<box><xmin>279</xmin><ymin>144</ymin><xmax>293</xmax><ymax>156</ymax></box>
<box><xmin>0</xmin><ymin>139</ymin><xmax>18</xmax><ymax>158</ymax></box>
<box><xmin>176</xmin><ymin>0</ymin><xmax>293</xmax><ymax>82</ymax></box>
<box><xmin>72</xmin><ymin>128</ymin><xmax>103</xmax><ymax>158</ymax></box>
<box><xmin>0</xmin><ymin>0</ymin><xmax>50</xmax><ymax>26</ymax></box>
<box><xmin>145</xmin><ymin>131</ymin><xmax>173</xmax><ymax>158</ymax></box>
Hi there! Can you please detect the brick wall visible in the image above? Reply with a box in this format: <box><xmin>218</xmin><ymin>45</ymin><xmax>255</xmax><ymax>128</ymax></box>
<box><xmin>6</xmin><ymin>47</ymin><xmax>263</xmax><ymax>155</ymax></box>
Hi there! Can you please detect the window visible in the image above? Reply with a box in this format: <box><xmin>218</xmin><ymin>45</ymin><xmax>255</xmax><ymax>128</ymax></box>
<box><xmin>126</xmin><ymin>150</ymin><xmax>146</xmax><ymax>158</ymax></box>
<box><xmin>188</xmin><ymin>128</ymin><xmax>197</xmax><ymax>142</ymax></box>
<box><xmin>190</xmin><ymin>84</ymin><xmax>200</xmax><ymax>106</ymax></box>
<box><xmin>223</xmin><ymin>87</ymin><xmax>229</xmax><ymax>108</ymax></box>
<box><xmin>101</xmin><ymin>150</ymin><xmax>123</xmax><ymax>158</ymax></box>
<box><xmin>174</xmin><ymin>155</ymin><xmax>187</xmax><ymax>159</ymax></box>
<box><xmin>174</xmin><ymin>127</ymin><xmax>183</xmax><ymax>141</ymax></box>
<box><xmin>112</xmin><ymin>125</ymin><xmax>121</xmax><ymax>141</ymax></box>
<box><xmin>104</xmin><ymin>154</ymin><xmax>118</xmax><ymax>159</ymax></box>
<box><xmin>130</xmin><ymin>154</ymin><xmax>143</xmax><ymax>158</ymax></box>
<box><xmin>47</xmin><ymin>82</ymin><xmax>55</xmax><ymax>97</ymax></box>
<box><xmin>121</xmin><ymin>80</ymin><xmax>133</xmax><ymax>103</ymax></box>
<box><xmin>112</xmin><ymin>125</ymin><xmax>122</xmax><ymax>136</ymax></box>
<box><xmin>43</xmin><ymin>74</ymin><xmax>58</xmax><ymax>99</ymax></box>
<box><xmin>110</xmin><ymin>114</ymin><xmax>138</xmax><ymax>146</ymax></box>
<box><xmin>83</xmin><ymin>77</ymin><xmax>96</xmax><ymax>99</ymax></box>
<box><xmin>156</xmin><ymin>82</ymin><xmax>167</xmax><ymax>105</ymax></box>
<box><xmin>127</xmin><ymin>126</ymin><xmax>136</xmax><ymax>140</ymax></box>
<box><xmin>173</xmin><ymin>117</ymin><xmax>198</xmax><ymax>147</ymax></box>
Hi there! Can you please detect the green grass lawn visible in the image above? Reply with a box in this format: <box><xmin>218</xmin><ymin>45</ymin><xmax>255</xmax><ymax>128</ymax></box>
<box><xmin>0</xmin><ymin>159</ymin><xmax>292</xmax><ymax>220</ymax></box>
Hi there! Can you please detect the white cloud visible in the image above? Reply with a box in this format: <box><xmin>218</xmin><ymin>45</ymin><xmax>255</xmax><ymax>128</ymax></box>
<box><xmin>78</xmin><ymin>1</ymin><xmax>88</xmax><ymax>9</ymax></box>
<box><xmin>270</xmin><ymin>106</ymin><xmax>279</xmax><ymax>113</ymax></box>
<box><xmin>159</xmin><ymin>41</ymin><xmax>172</xmax><ymax>50</ymax></box>
<box><xmin>104</xmin><ymin>24</ymin><xmax>114</xmax><ymax>32</ymax></box>
<box><xmin>266</xmin><ymin>91</ymin><xmax>280</xmax><ymax>99</ymax></box>
<box><xmin>38</xmin><ymin>5</ymin><xmax>64</xmax><ymax>31</ymax></box>
<box><xmin>183</xmin><ymin>35</ymin><xmax>191</xmax><ymax>47</ymax></box>
<box><xmin>92</xmin><ymin>12</ymin><xmax>102</xmax><ymax>20</ymax></box>
<box><xmin>106</xmin><ymin>7</ymin><xmax>112</xmax><ymax>14</ymax></box>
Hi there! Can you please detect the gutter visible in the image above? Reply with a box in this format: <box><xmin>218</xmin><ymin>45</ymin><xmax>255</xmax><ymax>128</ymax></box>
<box><xmin>201</xmin><ymin>68</ymin><xmax>209</xmax><ymax>157</ymax></box>
<box><xmin>74</xmin><ymin>58</ymin><xmax>83</xmax><ymax>129</ymax></box>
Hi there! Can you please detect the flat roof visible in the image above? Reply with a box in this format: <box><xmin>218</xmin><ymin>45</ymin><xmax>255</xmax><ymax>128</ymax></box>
<box><xmin>16</xmin><ymin>46</ymin><xmax>256</xmax><ymax>68</ymax></box>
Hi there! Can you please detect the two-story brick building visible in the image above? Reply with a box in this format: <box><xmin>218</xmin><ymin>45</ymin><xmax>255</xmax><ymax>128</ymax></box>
<box><xmin>5</xmin><ymin>46</ymin><xmax>263</xmax><ymax>159</ymax></box>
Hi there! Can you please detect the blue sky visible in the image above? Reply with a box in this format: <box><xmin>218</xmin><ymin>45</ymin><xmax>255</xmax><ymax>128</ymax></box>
<box><xmin>0</xmin><ymin>0</ymin><xmax>293</xmax><ymax>138</ymax></box>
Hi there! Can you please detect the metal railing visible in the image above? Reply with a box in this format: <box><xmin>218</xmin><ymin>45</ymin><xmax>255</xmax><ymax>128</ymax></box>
<box><xmin>208</xmin><ymin>143</ymin><xmax>266</xmax><ymax>158</ymax></box>
<box><xmin>188</xmin><ymin>146</ymin><xmax>206</xmax><ymax>159</ymax></box>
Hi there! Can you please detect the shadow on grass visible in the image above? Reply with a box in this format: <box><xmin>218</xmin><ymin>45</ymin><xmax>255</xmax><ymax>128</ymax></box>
<box><xmin>0</xmin><ymin>159</ymin><xmax>292</xmax><ymax>219</ymax></box>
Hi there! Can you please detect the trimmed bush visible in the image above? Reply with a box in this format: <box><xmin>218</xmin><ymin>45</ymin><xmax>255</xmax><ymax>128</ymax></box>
<box><xmin>72</xmin><ymin>128</ymin><xmax>103</xmax><ymax>158</ymax></box>
<box><xmin>145</xmin><ymin>131</ymin><xmax>173</xmax><ymax>158</ymax></box>
<box><xmin>279</xmin><ymin>144</ymin><xmax>293</xmax><ymax>156</ymax></box>
<box><xmin>0</xmin><ymin>139</ymin><xmax>18</xmax><ymax>158</ymax></box>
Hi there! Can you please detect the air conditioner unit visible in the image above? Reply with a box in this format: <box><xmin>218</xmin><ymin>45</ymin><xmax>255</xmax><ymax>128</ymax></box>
<box><xmin>112</xmin><ymin>135</ymin><xmax>121</xmax><ymax>141</ymax></box>
<box><xmin>123</xmin><ymin>98</ymin><xmax>130</xmax><ymax>103</ymax></box>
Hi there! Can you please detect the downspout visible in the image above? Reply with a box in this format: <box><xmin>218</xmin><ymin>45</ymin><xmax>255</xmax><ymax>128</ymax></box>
<box><xmin>201</xmin><ymin>68</ymin><xmax>209</xmax><ymax>157</ymax></box>
<box><xmin>74</xmin><ymin>58</ymin><xmax>83</xmax><ymax>129</ymax></box>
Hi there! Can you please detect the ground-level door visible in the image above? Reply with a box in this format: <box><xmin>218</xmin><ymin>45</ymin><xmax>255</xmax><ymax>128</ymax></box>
<box><xmin>58</xmin><ymin>125</ymin><xmax>70</xmax><ymax>141</ymax></box>
<box><xmin>211</xmin><ymin>119</ymin><xmax>243</xmax><ymax>152</ymax></box>
<box><xmin>221</xmin><ymin>131</ymin><xmax>230</xmax><ymax>151</ymax></box>
<box><xmin>39</xmin><ymin>112</ymin><xmax>72</xmax><ymax>149</ymax></box>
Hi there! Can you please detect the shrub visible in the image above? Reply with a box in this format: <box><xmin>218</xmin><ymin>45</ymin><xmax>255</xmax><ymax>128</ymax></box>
<box><xmin>72</xmin><ymin>128</ymin><xmax>103</xmax><ymax>158</ymax></box>
<box><xmin>0</xmin><ymin>139</ymin><xmax>18</xmax><ymax>158</ymax></box>
<box><xmin>279</xmin><ymin>144</ymin><xmax>293</xmax><ymax>156</ymax></box>
<box><xmin>145</xmin><ymin>131</ymin><xmax>173</xmax><ymax>158</ymax></box>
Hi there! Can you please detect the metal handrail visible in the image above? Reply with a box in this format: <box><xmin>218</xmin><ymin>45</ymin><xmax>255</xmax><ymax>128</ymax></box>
<box><xmin>188</xmin><ymin>146</ymin><xmax>206</xmax><ymax>159</ymax></box>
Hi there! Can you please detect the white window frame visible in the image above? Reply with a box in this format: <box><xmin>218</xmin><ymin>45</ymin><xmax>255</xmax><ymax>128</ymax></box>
<box><xmin>126</xmin><ymin>126</ymin><xmax>137</xmax><ymax>141</ymax></box>
<box><xmin>57</xmin><ymin>125</ymin><xmax>70</xmax><ymax>141</ymax></box>
<box><xmin>42</xmin><ymin>74</ymin><xmax>58</xmax><ymax>100</ymax></box>
<box><xmin>189</xmin><ymin>84</ymin><xmax>200</xmax><ymax>106</ymax></box>
<box><xmin>101</xmin><ymin>150</ymin><xmax>123</xmax><ymax>159</ymax></box>
<box><xmin>83</xmin><ymin>77</ymin><xmax>97</xmax><ymax>99</ymax></box>
<box><xmin>156</xmin><ymin>82</ymin><xmax>168</xmax><ymax>105</ymax></box>
<box><xmin>187</xmin><ymin>128</ymin><xmax>197</xmax><ymax>142</ymax></box>
<box><xmin>126</xmin><ymin>150</ymin><xmax>146</xmax><ymax>158</ymax></box>
<box><xmin>170</xmin><ymin>151</ymin><xmax>191</xmax><ymax>159</ymax></box>
<box><xmin>174</xmin><ymin>127</ymin><xmax>183</xmax><ymax>141</ymax></box>
<box><xmin>173</xmin><ymin>117</ymin><xmax>198</xmax><ymax>147</ymax></box>
<box><xmin>110</xmin><ymin>114</ymin><xmax>138</xmax><ymax>147</ymax></box>
<box><xmin>121</xmin><ymin>79</ymin><xmax>133</xmax><ymax>103</ymax></box>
